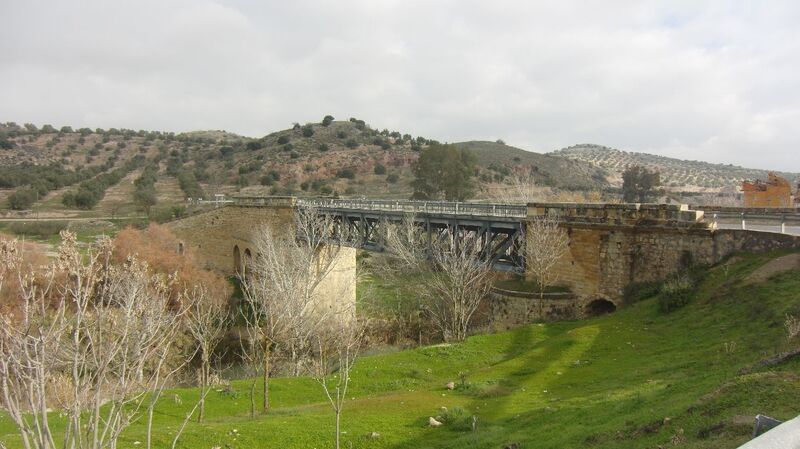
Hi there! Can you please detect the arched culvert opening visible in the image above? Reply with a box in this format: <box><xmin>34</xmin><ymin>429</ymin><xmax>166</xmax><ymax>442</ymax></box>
<box><xmin>585</xmin><ymin>299</ymin><xmax>617</xmax><ymax>317</ymax></box>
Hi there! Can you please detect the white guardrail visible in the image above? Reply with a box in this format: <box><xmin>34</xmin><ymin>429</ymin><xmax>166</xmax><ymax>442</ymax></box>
<box><xmin>299</xmin><ymin>198</ymin><xmax>528</xmax><ymax>218</ymax></box>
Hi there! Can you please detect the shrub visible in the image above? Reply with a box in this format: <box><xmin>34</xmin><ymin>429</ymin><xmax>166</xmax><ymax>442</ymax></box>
<box><xmin>322</xmin><ymin>115</ymin><xmax>334</xmax><ymax>126</ymax></box>
<box><xmin>336</xmin><ymin>131</ymin><xmax>348</xmax><ymax>139</ymax></box>
<box><xmin>337</xmin><ymin>168</ymin><xmax>356</xmax><ymax>179</ymax></box>
<box><xmin>219</xmin><ymin>146</ymin><xmax>234</xmax><ymax>158</ymax></box>
<box><xmin>7</xmin><ymin>221</ymin><xmax>68</xmax><ymax>239</ymax></box>
<box><xmin>246</xmin><ymin>140</ymin><xmax>264</xmax><ymax>151</ymax></box>
<box><xmin>282</xmin><ymin>143</ymin><xmax>293</xmax><ymax>152</ymax></box>
<box><xmin>387</xmin><ymin>173</ymin><xmax>399</xmax><ymax>184</ymax></box>
<box><xmin>7</xmin><ymin>187</ymin><xmax>38</xmax><ymax>210</ymax></box>
<box><xmin>623</xmin><ymin>281</ymin><xmax>662</xmax><ymax>305</ymax></box>
<box><xmin>374</xmin><ymin>163</ymin><xmax>386</xmax><ymax>175</ymax></box>
<box><xmin>301</xmin><ymin>125</ymin><xmax>314</xmax><ymax>137</ymax></box>
<box><xmin>318</xmin><ymin>143</ymin><xmax>329</xmax><ymax>152</ymax></box>
<box><xmin>658</xmin><ymin>274</ymin><xmax>694</xmax><ymax>313</ymax></box>
<box><xmin>277</xmin><ymin>135</ymin><xmax>289</xmax><ymax>145</ymax></box>
<box><xmin>112</xmin><ymin>224</ymin><xmax>231</xmax><ymax>301</ymax></box>
<box><xmin>290</xmin><ymin>151</ymin><xmax>299</xmax><ymax>159</ymax></box>
<box><xmin>177</xmin><ymin>171</ymin><xmax>204</xmax><ymax>199</ymax></box>
<box><xmin>439</xmin><ymin>406</ymin><xmax>475</xmax><ymax>432</ymax></box>
<box><xmin>260</xmin><ymin>170</ymin><xmax>281</xmax><ymax>186</ymax></box>
<box><xmin>345</xmin><ymin>139</ymin><xmax>358</xmax><ymax>149</ymax></box>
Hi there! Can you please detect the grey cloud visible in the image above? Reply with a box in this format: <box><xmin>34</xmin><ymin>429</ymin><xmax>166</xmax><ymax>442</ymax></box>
<box><xmin>1</xmin><ymin>0</ymin><xmax>798</xmax><ymax>170</ymax></box>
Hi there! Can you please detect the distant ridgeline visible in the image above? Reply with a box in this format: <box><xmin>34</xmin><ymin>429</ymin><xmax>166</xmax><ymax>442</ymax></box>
<box><xmin>553</xmin><ymin>143</ymin><xmax>800</xmax><ymax>190</ymax></box>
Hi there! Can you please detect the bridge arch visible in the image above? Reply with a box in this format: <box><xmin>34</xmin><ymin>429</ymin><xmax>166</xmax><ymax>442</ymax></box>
<box><xmin>233</xmin><ymin>245</ymin><xmax>241</xmax><ymax>274</ymax></box>
<box><xmin>584</xmin><ymin>298</ymin><xmax>617</xmax><ymax>317</ymax></box>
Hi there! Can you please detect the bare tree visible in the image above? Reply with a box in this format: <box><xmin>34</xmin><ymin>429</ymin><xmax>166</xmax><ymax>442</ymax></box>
<box><xmin>184</xmin><ymin>285</ymin><xmax>229</xmax><ymax>423</ymax></box>
<box><xmin>0</xmin><ymin>232</ymin><xmax>195</xmax><ymax>449</ymax></box>
<box><xmin>525</xmin><ymin>215</ymin><xmax>570</xmax><ymax>318</ymax></box>
<box><xmin>309</xmin><ymin>313</ymin><xmax>364</xmax><ymax>449</ymax></box>
<box><xmin>240</xmin><ymin>206</ymin><xmax>351</xmax><ymax>414</ymax></box>
<box><xmin>380</xmin><ymin>215</ymin><xmax>494</xmax><ymax>342</ymax></box>
<box><xmin>493</xmin><ymin>170</ymin><xmax>540</xmax><ymax>204</ymax></box>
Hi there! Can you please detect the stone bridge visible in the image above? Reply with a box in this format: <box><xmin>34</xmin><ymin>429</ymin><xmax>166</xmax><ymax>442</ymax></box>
<box><xmin>167</xmin><ymin>196</ymin><xmax>800</xmax><ymax>317</ymax></box>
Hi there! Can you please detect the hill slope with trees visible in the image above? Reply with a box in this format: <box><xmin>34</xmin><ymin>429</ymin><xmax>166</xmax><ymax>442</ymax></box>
<box><xmin>0</xmin><ymin>120</ymin><xmax>610</xmax><ymax>217</ymax></box>
<box><xmin>552</xmin><ymin>143</ymin><xmax>800</xmax><ymax>192</ymax></box>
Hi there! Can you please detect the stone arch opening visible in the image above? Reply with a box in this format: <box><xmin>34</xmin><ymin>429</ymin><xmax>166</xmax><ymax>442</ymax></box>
<box><xmin>585</xmin><ymin>298</ymin><xmax>617</xmax><ymax>317</ymax></box>
<box><xmin>233</xmin><ymin>245</ymin><xmax>241</xmax><ymax>274</ymax></box>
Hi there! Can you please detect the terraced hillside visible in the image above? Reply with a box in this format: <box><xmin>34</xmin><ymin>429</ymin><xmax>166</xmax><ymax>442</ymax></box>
<box><xmin>0</xmin><ymin>120</ymin><xmax>609</xmax><ymax>217</ymax></box>
<box><xmin>553</xmin><ymin>144</ymin><xmax>800</xmax><ymax>192</ymax></box>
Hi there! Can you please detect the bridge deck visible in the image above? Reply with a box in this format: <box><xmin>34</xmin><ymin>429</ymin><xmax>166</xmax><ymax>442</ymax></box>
<box><xmin>299</xmin><ymin>198</ymin><xmax>527</xmax><ymax>219</ymax></box>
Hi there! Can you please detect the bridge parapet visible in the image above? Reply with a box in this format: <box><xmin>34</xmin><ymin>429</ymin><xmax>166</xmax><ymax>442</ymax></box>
<box><xmin>232</xmin><ymin>195</ymin><xmax>297</xmax><ymax>208</ymax></box>
<box><xmin>300</xmin><ymin>198</ymin><xmax>527</xmax><ymax>218</ymax></box>
<box><xmin>527</xmin><ymin>202</ymin><xmax>707</xmax><ymax>227</ymax></box>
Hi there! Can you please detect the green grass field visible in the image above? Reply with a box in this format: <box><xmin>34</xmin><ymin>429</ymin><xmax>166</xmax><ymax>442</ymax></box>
<box><xmin>1</xmin><ymin>251</ymin><xmax>799</xmax><ymax>449</ymax></box>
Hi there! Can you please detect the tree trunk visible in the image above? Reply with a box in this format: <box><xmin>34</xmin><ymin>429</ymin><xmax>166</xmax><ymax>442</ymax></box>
<box><xmin>198</xmin><ymin>365</ymin><xmax>206</xmax><ymax>423</ymax></box>
<box><xmin>539</xmin><ymin>285</ymin><xmax>545</xmax><ymax>320</ymax></box>
<box><xmin>249</xmin><ymin>379</ymin><xmax>257</xmax><ymax>419</ymax></box>
<box><xmin>335</xmin><ymin>409</ymin><xmax>341</xmax><ymax>449</ymax></box>
<box><xmin>262</xmin><ymin>345</ymin><xmax>270</xmax><ymax>412</ymax></box>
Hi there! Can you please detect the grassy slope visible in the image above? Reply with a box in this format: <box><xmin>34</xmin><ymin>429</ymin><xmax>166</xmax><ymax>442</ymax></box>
<box><xmin>1</xmin><ymin>251</ymin><xmax>799</xmax><ymax>449</ymax></box>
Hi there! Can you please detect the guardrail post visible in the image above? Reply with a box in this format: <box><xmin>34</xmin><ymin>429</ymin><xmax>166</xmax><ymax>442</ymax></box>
<box><xmin>781</xmin><ymin>215</ymin><xmax>786</xmax><ymax>234</ymax></box>
<box><xmin>741</xmin><ymin>212</ymin><xmax>746</xmax><ymax>230</ymax></box>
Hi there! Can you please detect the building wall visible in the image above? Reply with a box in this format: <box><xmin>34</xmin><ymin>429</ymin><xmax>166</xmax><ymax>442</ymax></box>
<box><xmin>744</xmin><ymin>188</ymin><xmax>792</xmax><ymax>208</ymax></box>
<box><xmin>742</xmin><ymin>174</ymin><xmax>793</xmax><ymax>208</ymax></box>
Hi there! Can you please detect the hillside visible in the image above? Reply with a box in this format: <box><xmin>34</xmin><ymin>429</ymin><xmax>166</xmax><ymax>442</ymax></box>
<box><xmin>2</xmin><ymin>250</ymin><xmax>796</xmax><ymax>448</ymax></box>
<box><xmin>552</xmin><ymin>143</ymin><xmax>800</xmax><ymax>192</ymax></box>
<box><xmin>0</xmin><ymin>121</ymin><xmax>609</xmax><ymax>218</ymax></box>
<box><xmin>455</xmin><ymin>141</ymin><xmax>609</xmax><ymax>190</ymax></box>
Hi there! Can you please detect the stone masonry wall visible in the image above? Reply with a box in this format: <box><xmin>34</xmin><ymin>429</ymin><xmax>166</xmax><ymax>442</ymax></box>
<box><xmin>167</xmin><ymin>202</ymin><xmax>357</xmax><ymax>315</ymax></box>
<box><xmin>541</xmin><ymin>222</ymin><xmax>800</xmax><ymax>307</ymax></box>
<box><xmin>488</xmin><ymin>290</ymin><xmax>577</xmax><ymax>331</ymax></box>
<box><xmin>167</xmin><ymin>204</ymin><xmax>295</xmax><ymax>273</ymax></box>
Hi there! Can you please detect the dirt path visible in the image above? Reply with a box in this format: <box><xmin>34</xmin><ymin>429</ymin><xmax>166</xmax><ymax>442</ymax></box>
<box><xmin>744</xmin><ymin>253</ymin><xmax>800</xmax><ymax>284</ymax></box>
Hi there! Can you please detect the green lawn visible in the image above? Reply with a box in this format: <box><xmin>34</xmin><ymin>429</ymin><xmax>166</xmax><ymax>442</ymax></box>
<box><xmin>1</xmin><ymin>251</ymin><xmax>799</xmax><ymax>449</ymax></box>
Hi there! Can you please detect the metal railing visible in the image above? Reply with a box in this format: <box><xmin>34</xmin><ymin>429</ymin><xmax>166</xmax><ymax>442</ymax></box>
<box><xmin>298</xmin><ymin>198</ymin><xmax>528</xmax><ymax>218</ymax></box>
<box><xmin>708</xmin><ymin>211</ymin><xmax>800</xmax><ymax>235</ymax></box>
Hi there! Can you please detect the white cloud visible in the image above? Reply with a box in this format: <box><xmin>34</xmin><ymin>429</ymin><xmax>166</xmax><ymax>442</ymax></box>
<box><xmin>1</xmin><ymin>0</ymin><xmax>799</xmax><ymax>171</ymax></box>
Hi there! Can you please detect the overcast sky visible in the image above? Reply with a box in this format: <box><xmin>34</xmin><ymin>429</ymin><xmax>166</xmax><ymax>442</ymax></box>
<box><xmin>2</xmin><ymin>1</ymin><xmax>799</xmax><ymax>171</ymax></box>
